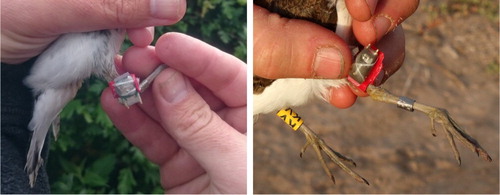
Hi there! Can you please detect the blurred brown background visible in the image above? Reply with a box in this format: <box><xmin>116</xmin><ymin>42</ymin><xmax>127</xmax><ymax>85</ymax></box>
<box><xmin>253</xmin><ymin>0</ymin><xmax>499</xmax><ymax>193</ymax></box>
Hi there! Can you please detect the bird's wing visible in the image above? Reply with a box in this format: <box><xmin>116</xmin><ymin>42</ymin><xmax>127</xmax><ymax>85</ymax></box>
<box><xmin>25</xmin><ymin>81</ymin><xmax>81</xmax><ymax>187</ymax></box>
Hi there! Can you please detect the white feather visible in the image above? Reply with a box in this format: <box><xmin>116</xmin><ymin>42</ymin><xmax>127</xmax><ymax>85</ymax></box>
<box><xmin>24</xmin><ymin>30</ymin><xmax>124</xmax><ymax>94</ymax></box>
<box><xmin>254</xmin><ymin>78</ymin><xmax>349</xmax><ymax>114</ymax></box>
<box><xmin>23</xmin><ymin>29</ymin><xmax>124</xmax><ymax>187</ymax></box>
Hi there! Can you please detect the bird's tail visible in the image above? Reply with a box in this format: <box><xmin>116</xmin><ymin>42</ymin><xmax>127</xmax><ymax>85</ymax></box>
<box><xmin>25</xmin><ymin>82</ymin><xmax>81</xmax><ymax>187</ymax></box>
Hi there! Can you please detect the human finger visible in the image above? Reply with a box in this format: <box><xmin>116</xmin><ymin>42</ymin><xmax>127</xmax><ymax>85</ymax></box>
<box><xmin>327</xmin><ymin>85</ymin><xmax>358</xmax><ymax>108</ymax></box>
<box><xmin>127</xmin><ymin>27</ymin><xmax>155</xmax><ymax>47</ymax></box>
<box><xmin>152</xmin><ymin>68</ymin><xmax>246</xmax><ymax>193</ymax></box>
<box><xmin>346</xmin><ymin>0</ymin><xmax>378</xmax><ymax>21</ymax></box>
<box><xmin>253</xmin><ymin>5</ymin><xmax>352</xmax><ymax>79</ymax></box>
<box><xmin>167</xmin><ymin>174</ymin><xmax>210</xmax><ymax>194</ymax></box>
<box><xmin>2</xmin><ymin>0</ymin><xmax>186</xmax><ymax>35</ymax></box>
<box><xmin>1</xmin><ymin>0</ymin><xmax>185</xmax><ymax>64</ymax></box>
<box><xmin>352</xmin><ymin>0</ymin><xmax>418</xmax><ymax>45</ymax></box>
<box><xmin>376</xmin><ymin>25</ymin><xmax>405</xmax><ymax>83</ymax></box>
<box><xmin>102</xmin><ymin>87</ymin><xmax>208</xmax><ymax>191</ymax></box>
<box><xmin>327</xmin><ymin>25</ymin><xmax>405</xmax><ymax>105</ymax></box>
<box><xmin>159</xmin><ymin>149</ymin><xmax>205</xmax><ymax>190</ymax></box>
<box><xmin>217</xmin><ymin>107</ymin><xmax>247</xmax><ymax>134</ymax></box>
<box><xmin>120</xmin><ymin>46</ymin><xmax>228</xmax><ymax>120</ymax></box>
<box><xmin>188</xmin><ymin>78</ymin><xmax>226</xmax><ymax>112</ymax></box>
<box><xmin>179</xmin><ymin>78</ymin><xmax>245</xmax><ymax>132</ymax></box>
<box><xmin>121</xmin><ymin>45</ymin><xmax>246</xmax><ymax>133</ymax></box>
<box><xmin>121</xmin><ymin>46</ymin><xmax>161</xmax><ymax>76</ymax></box>
<box><xmin>114</xmin><ymin>55</ymin><xmax>125</xmax><ymax>74</ymax></box>
<box><xmin>155</xmin><ymin>32</ymin><xmax>247</xmax><ymax>108</ymax></box>
<box><xmin>100</xmin><ymin>88</ymin><xmax>177</xmax><ymax>165</ymax></box>
<box><xmin>120</xmin><ymin>46</ymin><xmax>163</xmax><ymax>121</ymax></box>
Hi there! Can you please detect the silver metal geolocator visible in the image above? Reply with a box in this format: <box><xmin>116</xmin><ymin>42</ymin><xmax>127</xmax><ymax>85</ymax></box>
<box><xmin>109</xmin><ymin>64</ymin><xmax>167</xmax><ymax>108</ymax></box>
<box><xmin>349</xmin><ymin>44</ymin><xmax>380</xmax><ymax>83</ymax></box>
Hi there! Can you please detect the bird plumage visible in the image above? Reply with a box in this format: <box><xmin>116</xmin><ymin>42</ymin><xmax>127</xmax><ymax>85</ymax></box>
<box><xmin>23</xmin><ymin>29</ymin><xmax>124</xmax><ymax>187</ymax></box>
<box><xmin>254</xmin><ymin>78</ymin><xmax>348</xmax><ymax>114</ymax></box>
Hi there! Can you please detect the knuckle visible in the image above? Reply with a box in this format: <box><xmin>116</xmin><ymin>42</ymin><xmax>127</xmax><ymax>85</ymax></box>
<box><xmin>174</xmin><ymin>100</ymin><xmax>217</xmax><ymax>141</ymax></box>
<box><xmin>99</xmin><ymin>0</ymin><xmax>141</xmax><ymax>26</ymax></box>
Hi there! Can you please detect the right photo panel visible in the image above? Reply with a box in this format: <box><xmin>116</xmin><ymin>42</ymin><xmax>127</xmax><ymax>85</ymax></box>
<box><xmin>252</xmin><ymin>0</ymin><xmax>499</xmax><ymax>193</ymax></box>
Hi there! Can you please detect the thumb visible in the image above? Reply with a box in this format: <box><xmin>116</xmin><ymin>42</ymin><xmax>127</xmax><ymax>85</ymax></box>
<box><xmin>3</xmin><ymin>0</ymin><xmax>186</xmax><ymax>35</ymax></box>
<box><xmin>253</xmin><ymin>5</ymin><xmax>352</xmax><ymax>79</ymax></box>
<box><xmin>152</xmin><ymin>68</ymin><xmax>246</xmax><ymax>189</ymax></box>
<box><xmin>2</xmin><ymin>0</ymin><xmax>186</xmax><ymax>64</ymax></box>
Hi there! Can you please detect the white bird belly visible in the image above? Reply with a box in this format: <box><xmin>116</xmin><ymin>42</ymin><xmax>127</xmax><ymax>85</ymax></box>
<box><xmin>253</xmin><ymin>78</ymin><xmax>348</xmax><ymax>114</ymax></box>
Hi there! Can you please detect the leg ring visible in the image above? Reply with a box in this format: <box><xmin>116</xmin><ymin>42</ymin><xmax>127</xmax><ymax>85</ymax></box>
<box><xmin>397</xmin><ymin>96</ymin><xmax>416</xmax><ymax>112</ymax></box>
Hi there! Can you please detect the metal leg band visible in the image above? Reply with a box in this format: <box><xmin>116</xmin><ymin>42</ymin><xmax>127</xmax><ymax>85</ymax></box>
<box><xmin>397</xmin><ymin>96</ymin><xmax>416</xmax><ymax>112</ymax></box>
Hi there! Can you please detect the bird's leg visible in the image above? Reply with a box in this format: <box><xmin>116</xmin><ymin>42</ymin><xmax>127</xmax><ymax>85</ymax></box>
<box><xmin>366</xmin><ymin>85</ymin><xmax>492</xmax><ymax>164</ymax></box>
<box><xmin>277</xmin><ymin>108</ymin><xmax>370</xmax><ymax>185</ymax></box>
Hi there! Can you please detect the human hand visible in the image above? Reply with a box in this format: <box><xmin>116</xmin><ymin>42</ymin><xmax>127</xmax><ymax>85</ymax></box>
<box><xmin>346</xmin><ymin>0</ymin><xmax>419</xmax><ymax>89</ymax></box>
<box><xmin>346</xmin><ymin>0</ymin><xmax>419</xmax><ymax>45</ymax></box>
<box><xmin>101</xmin><ymin>33</ymin><xmax>247</xmax><ymax>193</ymax></box>
<box><xmin>1</xmin><ymin>0</ymin><xmax>186</xmax><ymax>64</ymax></box>
<box><xmin>253</xmin><ymin>0</ymin><xmax>418</xmax><ymax>108</ymax></box>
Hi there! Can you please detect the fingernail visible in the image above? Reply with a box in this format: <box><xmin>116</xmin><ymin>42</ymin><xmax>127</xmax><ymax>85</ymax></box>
<box><xmin>374</xmin><ymin>15</ymin><xmax>392</xmax><ymax>39</ymax></box>
<box><xmin>366</xmin><ymin>0</ymin><xmax>377</xmax><ymax>15</ymax></box>
<box><xmin>159</xmin><ymin>70</ymin><xmax>188</xmax><ymax>103</ymax></box>
<box><xmin>150</xmin><ymin>0</ymin><xmax>182</xmax><ymax>19</ymax></box>
<box><xmin>313</xmin><ymin>47</ymin><xmax>344</xmax><ymax>79</ymax></box>
<box><xmin>146</xmin><ymin>26</ymin><xmax>154</xmax><ymax>34</ymax></box>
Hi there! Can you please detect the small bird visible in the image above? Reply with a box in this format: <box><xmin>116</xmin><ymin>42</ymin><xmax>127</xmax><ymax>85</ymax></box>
<box><xmin>253</xmin><ymin>0</ymin><xmax>492</xmax><ymax>185</ymax></box>
<box><xmin>23</xmin><ymin>29</ymin><xmax>125</xmax><ymax>187</ymax></box>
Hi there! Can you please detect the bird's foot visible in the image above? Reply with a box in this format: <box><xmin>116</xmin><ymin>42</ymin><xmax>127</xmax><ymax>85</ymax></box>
<box><xmin>276</xmin><ymin>108</ymin><xmax>369</xmax><ymax>184</ymax></box>
<box><xmin>424</xmin><ymin>107</ymin><xmax>492</xmax><ymax>164</ymax></box>
<box><xmin>367</xmin><ymin>85</ymin><xmax>492</xmax><ymax>164</ymax></box>
<box><xmin>298</xmin><ymin>124</ymin><xmax>370</xmax><ymax>185</ymax></box>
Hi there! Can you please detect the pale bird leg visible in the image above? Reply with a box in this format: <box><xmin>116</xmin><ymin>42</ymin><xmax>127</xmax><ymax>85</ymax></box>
<box><xmin>297</xmin><ymin>123</ymin><xmax>370</xmax><ymax>185</ymax></box>
<box><xmin>366</xmin><ymin>85</ymin><xmax>492</xmax><ymax>164</ymax></box>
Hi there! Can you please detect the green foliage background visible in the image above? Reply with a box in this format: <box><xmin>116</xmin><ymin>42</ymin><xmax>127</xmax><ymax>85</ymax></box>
<box><xmin>47</xmin><ymin>0</ymin><xmax>246</xmax><ymax>193</ymax></box>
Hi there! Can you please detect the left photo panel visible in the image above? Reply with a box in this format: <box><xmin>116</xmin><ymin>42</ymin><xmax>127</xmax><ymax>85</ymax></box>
<box><xmin>1</xmin><ymin>0</ymin><xmax>247</xmax><ymax>193</ymax></box>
